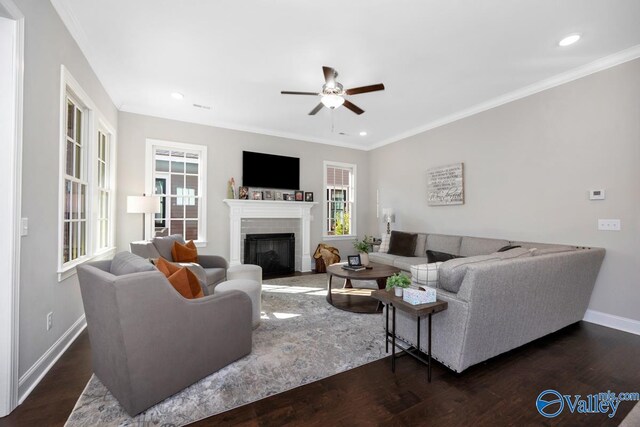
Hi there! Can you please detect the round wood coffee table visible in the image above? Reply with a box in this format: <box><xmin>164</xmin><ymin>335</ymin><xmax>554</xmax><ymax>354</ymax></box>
<box><xmin>326</xmin><ymin>262</ymin><xmax>401</xmax><ymax>313</ymax></box>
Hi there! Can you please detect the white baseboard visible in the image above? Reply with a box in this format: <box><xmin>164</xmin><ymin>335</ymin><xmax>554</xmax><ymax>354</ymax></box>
<box><xmin>583</xmin><ymin>309</ymin><xmax>640</xmax><ymax>336</ymax></box>
<box><xmin>17</xmin><ymin>314</ymin><xmax>86</xmax><ymax>404</ymax></box>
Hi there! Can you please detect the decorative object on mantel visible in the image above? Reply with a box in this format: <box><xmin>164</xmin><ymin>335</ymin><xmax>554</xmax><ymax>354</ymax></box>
<box><xmin>295</xmin><ymin>190</ymin><xmax>304</xmax><ymax>201</ymax></box>
<box><xmin>305</xmin><ymin>192</ymin><xmax>314</xmax><ymax>202</ymax></box>
<box><xmin>127</xmin><ymin>195</ymin><xmax>161</xmax><ymax>240</ymax></box>
<box><xmin>239</xmin><ymin>186</ymin><xmax>248</xmax><ymax>200</ymax></box>
<box><xmin>352</xmin><ymin>236</ymin><xmax>372</xmax><ymax>266</ymax></box>
<box><xmin>251</xmin><ymin>191</ymin><xmax>263</xmax><ymax>200</ymax></box>
<box><xmin>227</xmin><ymin>177</ymin><xmax>236</xmax><ymax>199</ymax></box>
<box><xmin>264</xmin><ymin>190</ymin><xmax>274</xmax><ymax>200</ymax></box>
<box><xmin>284</xmin><ymin>193</ymin><xmax>294</xmax><ymax>201</ymax></box>
<box><xmin>382</xmin><ymin>208</ymin><xmax>395</xmax><ymax>235</ymax></box>
<box><xmin>427</xmin><ymin>163</ymin><xmax>464</xmax><ymax>206</ymax></box>
<box><xmin>386</xmin><ymin>272</ymin><xmax>411</xmax><ymax>297</ymax></box>
<box><xmin>275</xmin><ymin>191</ymin><xmax>283</xmax><ymax>201</ymax></box>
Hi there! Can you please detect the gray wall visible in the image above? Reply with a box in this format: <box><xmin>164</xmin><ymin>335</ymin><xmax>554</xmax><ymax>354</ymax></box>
<box><xmin>17</xmin><ymin>0</ymin><xmax>117</xmax><ymax>378</ymax></box>
<box><xmin>368</xmin><ymin>58</ymin><xmax>640</xmax><ymax>322</ymax></box>
<box><xmin>116</xmin><ymin>112</ymin><xmax>371</xmax><ymax>262</ymax></box>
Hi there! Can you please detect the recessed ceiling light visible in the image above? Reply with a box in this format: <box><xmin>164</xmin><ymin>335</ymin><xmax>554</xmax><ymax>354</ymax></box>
<box><xmin>171</xmin><ymin>92</ymin><xmax>184</xmax><ymax>100</ymax></box>
<box><xmin>359</xmin><ymin>131</ymin><xmax>367</xmax><ymax>136</ymax></box>
<box><xmin>558</xmin><ymin>33</ymin><xmax>581</xmax><ymax>47</ymax></box>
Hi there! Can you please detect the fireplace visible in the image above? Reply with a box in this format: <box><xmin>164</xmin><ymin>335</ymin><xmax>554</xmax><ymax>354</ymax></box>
<box><xmin>244</xmin><ymin>233</ymin><xmax>295</xmax><ymax>276</ymax></box>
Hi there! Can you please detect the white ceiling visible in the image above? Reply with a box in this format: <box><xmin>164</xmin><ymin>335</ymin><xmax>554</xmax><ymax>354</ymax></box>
<box><xmin>52</xmin><ymin>0</ymin><xmax>640</xmax><ymax>150</ymax></box>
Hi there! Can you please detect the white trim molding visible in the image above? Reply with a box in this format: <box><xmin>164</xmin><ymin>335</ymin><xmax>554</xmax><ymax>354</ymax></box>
<box><xmin>0</xmin><ymin>0</ymin><xmax>24</xmax><ymax>417</ymax></box>
<box><xmin>18</xmin><ymin>315</ymin><xmax>87</xmax><ymax>404</ymax></box>
<box><xmin>223</xmin><ymin>199</ymin><xmax>317</xmax><ymax>272</ymax></box>
<box><xmin>583</xmin><ymin>309</ymin><xmax>640</xmax><ymax>336</ymax></box>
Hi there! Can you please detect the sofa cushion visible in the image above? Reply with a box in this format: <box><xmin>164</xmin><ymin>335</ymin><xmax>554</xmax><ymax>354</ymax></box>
<box><xmin>426</xmin><ymin>250</ymin><xmax>462</xmax><ymax>263</ymax></box>
<box><xmin>388</xmin><ymin>231</ymin><xmax>418</xmax><ymax>257</ymax></box>
<box><xmin>152</xmin><ymin>234</ymin><xmax>185</xmax><ymax>260</ymax></box>
<box><xmin>410</xmin><ymin>262</ymin><xmax>443</xmax><ymax>288</ymax></box>
<box><xmin>110</xmin><ymin>252</ymin><xmax>156</xmax><ymax>276</ymax></box>
<box><xmin>368</xmin><ymin>252</ymin><xmax>400</xmax><ymax>267</ymax></box>
<box><xmin>392</xmin><ymin>256</ymin><xmax>428</xmax><ymax>272</ymax></box>
<box><xmin>156</xmin><ymin>258</ymin><xmax>203</xmax><ymax>299</ymax></box>
<box><xmin>426</xmin><ymin>234</ymin><xmax>462</xmax><ymax>256</ymax></box>
<box><xmin>378</xmin><ymin>233</ymin><xmax>390</xmax><ymax>253</ymax></box>
<box><xmin>438</xmin><ymin>254</ymin><xmax>501</xmax><ymax>293</ymax></box>
<box><xmin>414</xmin><ymin>233</ymin><xmax>427</xmax><ymax>257</ymax></box>
<box><xmin>459</xmin><ymin>237</ymin><xmax>510</xmax><ymax>257</ymax></box>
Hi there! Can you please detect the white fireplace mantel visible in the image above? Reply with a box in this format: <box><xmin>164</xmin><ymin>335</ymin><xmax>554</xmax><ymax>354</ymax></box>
<box><xmin>223</xmin><ymin>199</ymin><xmax>318</xmax><ymax>271</ymax></box>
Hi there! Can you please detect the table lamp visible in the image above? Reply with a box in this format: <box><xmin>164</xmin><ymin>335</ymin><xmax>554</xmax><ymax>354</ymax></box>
<box><xmin>382</xmin><ymin>208</ymin><xmax>395</xmax><ymax>235</ymax></box>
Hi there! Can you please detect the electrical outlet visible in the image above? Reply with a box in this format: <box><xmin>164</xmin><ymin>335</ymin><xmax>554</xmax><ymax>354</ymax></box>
<box><xmin>47</xmin><ymin>312</ymin><xmax>53</xmax><ymax>331</ymax></box>
<box><xmin>598</xmin><ymin>219</ymin><xmax>621</xmax><ymax>231</ymax></box>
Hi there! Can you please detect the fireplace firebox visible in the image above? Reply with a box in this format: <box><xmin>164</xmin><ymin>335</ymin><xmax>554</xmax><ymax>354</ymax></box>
<box><xmin>244</xmin><ymin>233</ymin><xmax>295</xmax><ymax>276</ymax></box>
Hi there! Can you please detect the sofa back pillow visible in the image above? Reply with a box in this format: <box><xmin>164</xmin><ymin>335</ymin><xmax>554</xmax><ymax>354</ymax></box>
<box><xmin>156</xmin><ymin>257</ymin><xmax>204</xmax><ymax>299</ymax></box>
<box><xmin>459</xmin><ymin>237</ymin><xmax>510</xmax><ymax>257</ymax></box>
<box><xmin>438</xmin><ymin>254</ymin><xmax>501</xmax><ymax>293</ymax></box>
<box><xmin>110</xmin><ymin>251</ymin><xmax>156</xmax><ymax>276</ymax></box>
<box><xmin>414</xmin><ymin>233</ymin><xmax>428</xmax><ymax>257</ymax></box>
<box><xmin>426</xmin><ymin>234</ymin><xmax>462</xmax><ymax>256</ymax></box>
<box><xmin>410</xmin><ymin>262</ymin><xmax>443</xmax><ymax>288</ymax></box>
<box><xmin>426</xmin><ymin>250</ymin><xmax>463</xmax><ymax>263</ymax></box>
<box><xmin>388</xmin><ymin>231</ymin><xmax>418</xmax><ymax>257</ymax></box>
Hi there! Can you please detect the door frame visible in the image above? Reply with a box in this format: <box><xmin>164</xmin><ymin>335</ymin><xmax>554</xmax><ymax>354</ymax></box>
<box><xmin>0</xmin><ymin>0</ymin><xmax>24</xmax><ymax>418</ymax></box>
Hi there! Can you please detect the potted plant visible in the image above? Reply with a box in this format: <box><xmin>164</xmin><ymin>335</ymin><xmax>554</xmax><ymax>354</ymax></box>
<box><xmin>386</xmin><ymin>273</ymin><xmax>411</xmax><ymax>297</ymax></box>
<box><xmin>353</xmin><ymin>236</ymin><xmax>372</xmax><ymax>266</ymax></box>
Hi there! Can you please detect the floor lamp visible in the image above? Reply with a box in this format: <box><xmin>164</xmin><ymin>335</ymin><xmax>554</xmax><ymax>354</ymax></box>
<box><xmin>382</xmin><ymin>208</ymin><xmax>395</xmax><ymax>235</ymax></box>
<box><xmin>127</xmin><ymin>195</ymin><xmax>161</xmax><ymax>241</ymax></box>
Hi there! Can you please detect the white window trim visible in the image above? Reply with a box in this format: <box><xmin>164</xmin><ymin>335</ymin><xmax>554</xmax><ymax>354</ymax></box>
<box><xmin>323</xmin><ymin>160</ymin><xmax>357</xmax><ymax>240</ymax></box>
<box><xmin>57</xmin><ymin>66</ymin><xmax>116</xmax><ymax>281</ymax></box>
<box><xmin>145</xmin><ymin>138</ymin><xmax>208</xmax><ymax>246</ymax></box>
<box><xmin>94</xmin><ymin>118</ymin><xmax>117</xmax><ymax>255</ymax></box>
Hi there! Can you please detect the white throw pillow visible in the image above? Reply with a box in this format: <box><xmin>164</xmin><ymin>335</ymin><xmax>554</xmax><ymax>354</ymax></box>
<box><xmin>410</xmin><ymin>262</ymin><xmax>443</xmax><ymax>288</ymax></box>
<box><xmin>379</xmin><ymin>233</ymin><xmax>390</xmax><ymax>253</ymax></box>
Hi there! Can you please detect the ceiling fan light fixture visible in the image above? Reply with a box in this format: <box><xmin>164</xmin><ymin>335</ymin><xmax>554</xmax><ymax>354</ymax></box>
<box><xmin>321</xmin><ymin>94</ymin><xmax>345</xmax><ymax>109</ymax></box>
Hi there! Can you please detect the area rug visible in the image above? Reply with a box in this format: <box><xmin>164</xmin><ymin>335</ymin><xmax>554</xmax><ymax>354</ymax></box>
<box><xmin>65</xmin><ymin>274</ymin><xmax>386</xmax><ymax>426</ymax></box>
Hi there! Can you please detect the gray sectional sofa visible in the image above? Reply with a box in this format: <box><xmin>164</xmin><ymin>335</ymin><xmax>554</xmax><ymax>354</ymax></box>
<box><xmin>370</xmin><ymin>233</ymin><xmax>605</xmax><ymax>373</ymax></box>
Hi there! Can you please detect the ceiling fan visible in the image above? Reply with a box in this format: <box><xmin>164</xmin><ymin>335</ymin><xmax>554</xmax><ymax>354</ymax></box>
<box><xmin>281</xmin><ymin>66</ymin><xmax>385</xmax><ymax>115</ymax></box>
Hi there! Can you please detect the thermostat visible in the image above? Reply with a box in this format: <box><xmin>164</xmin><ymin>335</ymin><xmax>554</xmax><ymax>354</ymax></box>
<box><xmin>589</xmin><ymin>189</ymin><xmax>605</xmax><ymax>200</ymax></box>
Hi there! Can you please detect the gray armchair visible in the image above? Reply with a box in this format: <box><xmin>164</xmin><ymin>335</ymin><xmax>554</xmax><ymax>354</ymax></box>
<box><xmin>77</xmin><ymin>252</ymin><xmax>252</xmax><ymax>416</ymax></box>
<box><xmin>130</xmin><ymin>234</ymin><xmax>228</xmax><ymax>294</ymax></box>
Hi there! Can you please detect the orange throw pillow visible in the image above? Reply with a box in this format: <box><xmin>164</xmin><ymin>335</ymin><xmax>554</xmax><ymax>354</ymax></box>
<box><xmin>171</xmin><ymin>240</ymin><xmax>198</xmax><ymax>263</ymax></box>
<box><xmin>155</xmin><ymin>257</ymin><xmax>204</xmax><ymax>299</ymax></box>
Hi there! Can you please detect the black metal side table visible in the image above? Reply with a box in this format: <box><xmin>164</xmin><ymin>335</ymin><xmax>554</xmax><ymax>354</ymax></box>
<box><xmin>372</xmin><ymin>290</ymin><xmax>448</xmax><ymax>382</ymax></box>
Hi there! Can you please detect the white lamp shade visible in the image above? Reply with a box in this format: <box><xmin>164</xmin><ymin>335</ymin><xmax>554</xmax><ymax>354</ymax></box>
<box><xmin>127</xmin><ymin>196</ymin><xmax>161</xmax><ymax>214</ymax></box>
<box><xmin>382</xmin><ymin>208</ymin><xmax>395</xmax><ymax>223</ymax></box>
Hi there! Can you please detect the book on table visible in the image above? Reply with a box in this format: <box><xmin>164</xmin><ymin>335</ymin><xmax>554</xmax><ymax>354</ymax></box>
<box><xmin>341</xmin><ymin>265</ymin><xmax>366</xmax><ymax>272</ymax></box>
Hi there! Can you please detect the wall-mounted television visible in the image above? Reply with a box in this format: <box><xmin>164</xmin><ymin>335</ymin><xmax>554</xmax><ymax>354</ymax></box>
<box><xmin>242</xmin><ymin>151</ymin><xmax>300</xmax><ymax>190</ymax></box>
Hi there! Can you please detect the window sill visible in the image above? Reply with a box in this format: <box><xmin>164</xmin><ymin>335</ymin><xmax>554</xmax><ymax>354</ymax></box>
<box><xmin>323</xmin><ymin>235</ymin><xmax>357</xmax><ymax>241</ymax></box>
<box><xmin>57</xmin><ymin>247</ymin><xmax>116</xmax><ymax>282</ymax></box>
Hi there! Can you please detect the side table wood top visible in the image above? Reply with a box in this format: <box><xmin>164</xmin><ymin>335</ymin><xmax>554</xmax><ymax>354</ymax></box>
<box><xmin>371</xmin><ymin>289</ymin><xmax>448</xmax><ymax>316</ymax></box>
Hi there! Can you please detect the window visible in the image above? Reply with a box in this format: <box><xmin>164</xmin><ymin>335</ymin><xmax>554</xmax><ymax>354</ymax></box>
<box><xmin>96</xmin><ymin>129</ymin><xmax>112</xmax><ymax>250</ymax></box>
<box><xmin>323</xmin><ymin>161</ymin><xmax>356</xmax><ymax>237</ymax></box>
<box><xmin>58</xmin><ymin>66</ymin><xmax>116</xmax><ymax>280</ymax></box>
<box><xmin>62</xmin><ymin>96</ymin><xmax>88</xmax><ymax>264</ymax></box>
<box><xmin>147</xmin><ymin>139</ymin><xmax>207</xmax><ymax>243</ymax></box>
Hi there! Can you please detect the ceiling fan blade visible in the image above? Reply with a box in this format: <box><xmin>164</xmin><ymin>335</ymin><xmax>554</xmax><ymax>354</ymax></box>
<box><xmin>308</xmin><ymin>103</ymin><xmax>324</xmax><ymax>115</ymax></box>
<box><xmin>323</xmin><ymin>66</ymin><xmax>337</xmax><ymax>86</ymax></box>
<box><xmin>281</xmin><ymin>91</ymin><xmax>319</xmax><ymax>96</ymax></box>
<box><xmin>345</xmin><ymin>83</ymin><xmax>385</xmax><ymax>95</ymax></box>
<box><xmin>343</xmin><ymin>100</ymin><xmax>364</xmax><ymax>115</ymax></box>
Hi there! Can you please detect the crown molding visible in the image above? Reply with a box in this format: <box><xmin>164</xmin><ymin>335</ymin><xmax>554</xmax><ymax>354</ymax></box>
<box><xmin>369</xmin><ymin>44</ymin><xmax>640</xmax><ymax>151</ymax></box>
<box><xmin>119</xmin><ymin>104</ymin><xmax>369</xmax><ymax>151</ymax></box>
<box><xmin>49</xmin><ymin>0</ymin><xmax>122</xmax><ymax>107</ymax></box>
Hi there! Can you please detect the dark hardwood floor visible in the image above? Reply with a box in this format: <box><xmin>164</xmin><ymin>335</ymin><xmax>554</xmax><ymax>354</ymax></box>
<box><xmin>1</xmin><ymin>318</ymin><xmax>639</xmax><ymax>426</ymax></box>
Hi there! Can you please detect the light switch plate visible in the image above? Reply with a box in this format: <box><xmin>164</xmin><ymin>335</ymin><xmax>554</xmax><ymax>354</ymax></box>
<box><xmin>589</xmin><ymin>189</ymin><xmax>605</xmax><ymax>200</ymax></box>
<box><xmin>598</xmin><ymin>219</ymin><xmax>621</xmax><ymax>231</ymax></box>
<box><xmin>20</xmin><ymin>218</ymin><xmax>28</xmax><ymax>236</ymax></box>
